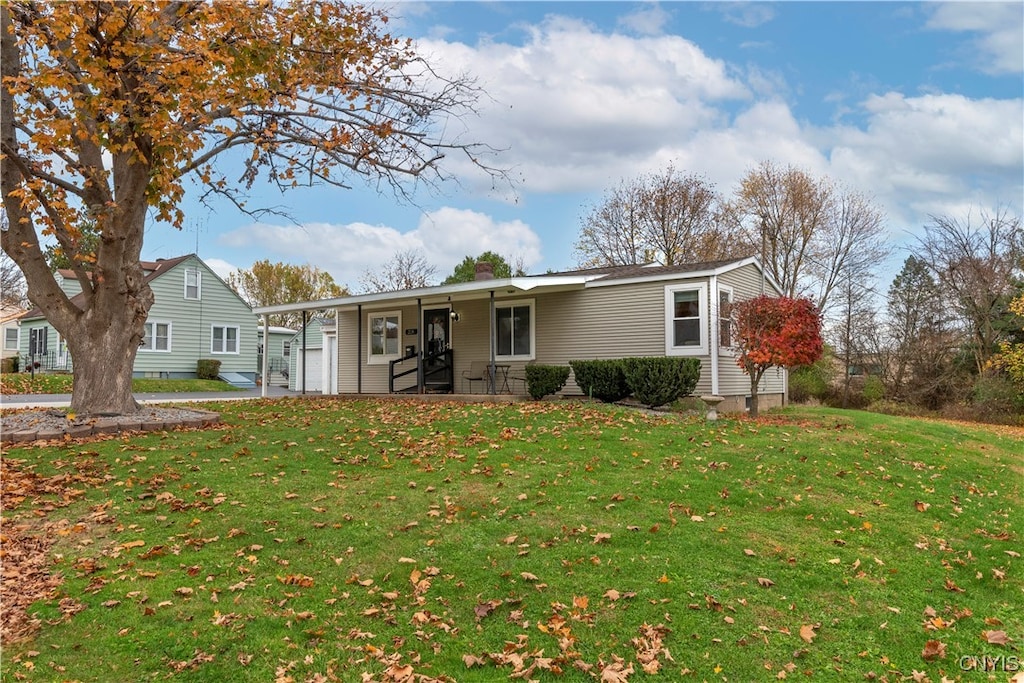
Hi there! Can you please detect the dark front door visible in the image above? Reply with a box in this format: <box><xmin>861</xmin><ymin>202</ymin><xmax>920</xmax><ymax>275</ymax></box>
<box><xmin>423</xmin><ymin>308</ymin><xmax>449</xmax><ymax>357</ymax></box>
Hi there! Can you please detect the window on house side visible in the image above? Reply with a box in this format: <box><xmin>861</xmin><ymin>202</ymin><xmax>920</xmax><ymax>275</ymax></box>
<box><xmin>211</xmin><ymin>325</ymin><xmax>239</xmax><ymax>354</ymax></box>
<box><xmin>141</xmin><ymin>322</ymin><xmax>171</xmax><ymax>352</ymax></box>
<box><xmin>718</xmin><ymin>288</ymin><xmax>733</xmax><ymax>347</ymax></box>
<box><xmin>184</xmin><ymin>269</ymin><xmax>201</xmax><ymax>300</ymax></box>
<box><xmin>4</xmin><ymin>328</ymin><xmax>18</xmax><ymax>350</ymax></box>
<box><xmin>283</xmin><ymin>341</ymin><xmax>291</xmax><ymax>357</ymax></box>
<box><xmin>495</xmin><ymin>302</ymin><xmax>534</xmax><ymax>359</ymax></box>
<box><xmin>664</xmin><ymin>284</ymin><xmax>708</xmax><ymax>355</ymax></box>
<box><xmin>368</xmin><ymin>312</ymin><xmax>401</xmax><ymax>363</ymax></box>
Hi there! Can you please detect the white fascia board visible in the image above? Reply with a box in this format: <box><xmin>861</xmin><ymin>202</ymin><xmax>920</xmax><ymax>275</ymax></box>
<box><xmin>252</xmin><ymin>275</ymin><xmax>592</xmax><ymax>316</ymax></box>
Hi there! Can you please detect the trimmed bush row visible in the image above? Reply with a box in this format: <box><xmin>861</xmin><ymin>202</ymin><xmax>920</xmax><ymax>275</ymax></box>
<box><xmin>197</xmin><ymin>358</ymin><xmax>222</xmax><ymax>380</ymax></box>
<box><xmin>528</xmin><ymin>357</ymin><xmax>701</xmax><ymax>408</ymax></box>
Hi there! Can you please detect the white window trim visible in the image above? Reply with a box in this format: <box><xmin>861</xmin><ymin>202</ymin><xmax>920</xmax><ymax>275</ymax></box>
<box><xmin>184</xmin><ymin>268</ymin><xmax>202</xmax><ymax>300</ymax></box>
<box><xmin>495</xmin><ymin>298</ymin><xmax>536</xmax><ymax>362</ymax></box>
<box><xmin>367</xmin><ymin>310</ymin><xmax>402</xmax><ymax>365</ymax></box>
<box><xmin>140</xmin><ymin>321</ymin><xmax>172</xmax><ymax>353</ymax></box>
<box><xmin>664</xmin><ymin>283</ymin><xmax>708</xmax><ymax>356</ymax></box>
<box><xmin>717</xmin><ymin>284</ymin><xmax>734</xmax><ymax>351</ymax></box>
<box><xmin>211</xmin><ymin>324</ymin><xmax>240</xmax><ymax>355</ymax></box>
<box><xmin>3</xmin><ymin>327</ymin><xmax>19</xmax><ymax>351</ymax></box>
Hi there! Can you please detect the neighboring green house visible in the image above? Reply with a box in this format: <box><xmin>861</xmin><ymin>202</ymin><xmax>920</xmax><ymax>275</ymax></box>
<box><xmin>18</xmin><ymin>254</ymin><xmax>258</xmax><ymax>384</ymax></box>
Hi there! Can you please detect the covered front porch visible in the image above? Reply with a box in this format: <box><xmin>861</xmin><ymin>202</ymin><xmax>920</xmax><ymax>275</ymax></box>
<box><xmin>253</xmin><ymin>271</ymin><xmax>592</xmax><ymax>398</ymax></box>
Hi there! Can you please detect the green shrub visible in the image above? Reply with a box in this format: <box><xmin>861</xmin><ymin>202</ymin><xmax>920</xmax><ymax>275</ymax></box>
<box><xmin>0</xmin><ymin>356</ymin><xmax>19</xmax><ymax>374</ymax></box>
<box><xmin>569</xmin><ymin>359</ymin><xmax>631</xmax><ymax>403</ymax></box>
<box><xmin>862</xmin><ymin>375</ymin><xmax>886</xmax><ymax>403</ymax></box>
<box><xmin>970</xmin><ymin>374</ymin><xmax>1024</xmax><ymax>423</ymax></box>
<box><xmin>789</xmin><ymin>361</ymin><xmax>832</xmax><ymax>403</ymax></box>
<box><xmin>524</xmin><ymin>364</ymin><xmax>570</xmax><ymax>400</ymax></box>
<box><xmin>197</xmin><ymin>358</ymin><xmax>222</xmax><ymax>380</ymax></box>
<box><xmin>620</xmin><ymin>357</ymin><xmax>700</xmax><ymax>408</ymax></box>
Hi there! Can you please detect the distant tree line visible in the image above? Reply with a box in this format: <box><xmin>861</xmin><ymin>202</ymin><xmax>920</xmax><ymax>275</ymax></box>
<box><xmin>577</xmin><ymin>160</ymin><xmax>1022</xmax><ymax>422</ymax></box>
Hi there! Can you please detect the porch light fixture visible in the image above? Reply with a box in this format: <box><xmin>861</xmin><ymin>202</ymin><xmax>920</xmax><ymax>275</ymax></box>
<box><xmin>450</xmin><ymin>310</ymin><xmax>461</xmax><ymax>322</ymax></box>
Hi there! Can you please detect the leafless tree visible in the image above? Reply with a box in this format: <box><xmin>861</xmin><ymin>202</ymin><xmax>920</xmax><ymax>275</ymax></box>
<box><xmin>915</xmin><ymin>206</ymin><xmax>1023</xmax><ymax>374</ymax></box>
<box><xmin>359</xmin><ymin>249</ymin><xmax>438</xmax><ymax>293</ymax></box>
<box><xmin>575</xmin><ymin>165</ymin><xmax>741</xmax><ymax>267</ymax></box>
<box><xmin>730</xmin><ymin>161</ymin><xmax>890</xmax><ymax>314</ymax></box>
<box><xmin>0</xmin><ymin>213</ymin><xmax>27</xmax><ymax>308</ymax></box>
<box><xmin>830</xmin><ymin>274</ymin><xmax>880</xmax><ymax>407</ymax></box>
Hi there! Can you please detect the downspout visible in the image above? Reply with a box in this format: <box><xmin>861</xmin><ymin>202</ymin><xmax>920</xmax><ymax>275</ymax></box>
<box><xmin>260</xmin><ymin>314</ymin><xmax>270</xmax><ymax>398</ymax></box>
<box><xmin>709</xmin><ymin>275</ymin><xmax>719</xmax><ymax>397</ymax></box>
<box><xmin>417</xmin><ymin>297</ymin><xmax>423</xmax><ymax>394</ymax></box>
<box><xmin>301</xmin><ymin>310</ymin><xmax>307</xmax><ymax>395</ymax></box>
<box><xmin>357</xmin><ymin>305</ymin><xmax>362</xmax><ymax>394</ymax></box>
<box><xmin>489</xmin><ymin>290</ymin><xmax>496</xmax><ymax>395</ymax></box>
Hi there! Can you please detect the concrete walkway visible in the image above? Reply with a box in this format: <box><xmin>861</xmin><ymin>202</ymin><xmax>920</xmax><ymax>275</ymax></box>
<box><xmin>0</xmin><ymin>385</ymin><xmax>307</xmax><ymax>411</ymax></box>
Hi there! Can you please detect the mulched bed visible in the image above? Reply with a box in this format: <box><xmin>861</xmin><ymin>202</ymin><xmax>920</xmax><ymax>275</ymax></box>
<box><xmin>1</xmin><ymin>406</ymin><xmax>220</xmax><ymax>444</ymax></box>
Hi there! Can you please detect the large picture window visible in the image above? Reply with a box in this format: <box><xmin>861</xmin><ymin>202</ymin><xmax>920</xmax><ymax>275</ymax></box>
<box><xmin>664</xmin><ymin>283</ymin><xmax>708</xmax><ymax>355</ymax></box>
<box><xmin>495</xmin><ymin>300</ymin><xmax>534</xmax><ymax>360</ymax></box>
<box><xmin>28</xmin><ymin>326</ymin><xmax>48</xmax><ymax>355</ymax></box>
<box><xmin>211</xmin><ymin>325</ymin><xmax>239</xmax><ymax>354</ymax></box>
<box><xmin>368</xmin><ymin>311</ymin><xmax>401</xmax><ymax>363</ymax></box>
<box><xmin>141</xmin><ymin>321</ymin><xmax>171</xmax><ymax>352</ymax></box>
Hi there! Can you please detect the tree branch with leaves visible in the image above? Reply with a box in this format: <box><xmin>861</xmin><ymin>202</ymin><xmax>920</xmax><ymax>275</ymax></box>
<box><xmin>1</xmin><ymin>1</ymin><xmax>506</xmax><ymax>414</ymax></box>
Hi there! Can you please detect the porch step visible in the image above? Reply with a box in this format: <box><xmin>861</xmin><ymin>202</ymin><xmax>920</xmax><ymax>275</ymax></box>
<box><xmin>219</xmin><ymin>372</ymin><xmax>256</xmax><ymax>389</ymax></box>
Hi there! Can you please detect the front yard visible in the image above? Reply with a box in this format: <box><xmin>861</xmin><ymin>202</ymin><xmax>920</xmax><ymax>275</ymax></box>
<box><xmin>1</xmin><ymin>399</ymin><xmax>1020</xmax><ymax>681</ymax></box>
<box><xmin>0</xmin><ymin>373</ymin><xmax>243</xmax><ymax>395</ymax></box>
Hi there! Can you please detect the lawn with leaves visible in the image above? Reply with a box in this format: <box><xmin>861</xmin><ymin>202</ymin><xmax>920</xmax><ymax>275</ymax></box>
<box><xmin>1</xmin><ymin>399</ymin><xmax>1021</xmax><ymax>682</ymax></box>
<box><xmin>0</xmin><ymin>374</ymin><xmax>242</xmax><ymax>395</ymax></box>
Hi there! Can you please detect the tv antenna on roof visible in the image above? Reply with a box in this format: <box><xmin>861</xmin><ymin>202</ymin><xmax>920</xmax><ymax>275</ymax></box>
<box><xmin>186</xmin><ymin>215</ymin><xmax>209</xmax><ymax>255</ymax></box>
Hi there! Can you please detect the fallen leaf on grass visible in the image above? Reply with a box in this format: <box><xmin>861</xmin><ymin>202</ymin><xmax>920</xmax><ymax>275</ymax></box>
<box><xmin>799</xmin><ymin>624</ymin><xmax>816</xmax><ymax>643</ymax></box>
<box><xmin>983</xmin><ymin>630</ymin><xmax>1011</xmax><ymax>646</ymax></box>
<box><xmin>921</xmin><ymin>640</ymin><xmax>946</xmax><ymax>661</ymax></box>
<box><xmin>757</xmin><ymin>577</ymin><xmax>774</xmax><ymax>588</ymax></box>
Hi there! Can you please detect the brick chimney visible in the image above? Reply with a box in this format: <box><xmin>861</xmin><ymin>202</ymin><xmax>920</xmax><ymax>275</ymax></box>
<box><xmin>474</xmin><ymin>261</ymin><xmax>494</xmax><ymax>280</ymax></box>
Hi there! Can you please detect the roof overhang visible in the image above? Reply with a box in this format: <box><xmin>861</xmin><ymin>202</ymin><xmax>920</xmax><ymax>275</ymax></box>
<box><xmin>252</xmin><ymin>275</ymin><xmax>597</xmax><ymax>317</ymax></box>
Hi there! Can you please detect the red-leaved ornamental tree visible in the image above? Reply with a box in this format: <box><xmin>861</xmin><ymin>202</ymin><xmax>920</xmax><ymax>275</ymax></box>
<box><xmin>732</xmin><ymin>295</ymin><xmax>823</xmax><ymax>417</ymax></box>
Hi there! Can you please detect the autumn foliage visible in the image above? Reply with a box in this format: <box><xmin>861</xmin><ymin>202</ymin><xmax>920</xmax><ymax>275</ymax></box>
<box><xmin>1</xmin><ymin>1</ymin><xmax>499</xmax><ymax>415</ymax></box>
<box><xmin>731</xmin><ymin>295</ymin><xmax>823</xmax><ymax>417</ymax></box>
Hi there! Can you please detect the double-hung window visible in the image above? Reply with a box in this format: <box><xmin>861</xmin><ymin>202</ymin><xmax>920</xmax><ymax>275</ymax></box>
<box><xmin>211</xmin><ymin>325</ymin><xmax>239</xmax><ymax>354</ymax></box>
<box><xmin>665</xmin><ymin>283</ymin><xmax>708</xmax><ymax>355</ymax></box>
<box><xmin>28</xmin><ymin>327</ymin><xmax>48</xmax><ymax>355</ymax></box>
<box><xmin>141</xmin><ymin>321</ymin><xmax>171</xmax><ymax>352</ymax></box>
<box><xmin>495</xmin><ymin>300</ymin><xmax>534</xmax><ymax>360</ymax></box>
<box><xmin>4</xmin><ymin>327</ymin><xmax>19</xmax><ymax>351</ymax></box>
<box><xmin>368</xmin><ymin>312</ymin><xmax>401</xmax><ymax>363</ymax></box>
<box><xmin>184</xmin><ymin>268</ymin><xmax>201</xmax><ymax>300</ymax></box>
<box><xmin>718</xmin><ymin>286</ymin><xmax>734</xmax><ymax>348</ymax></box>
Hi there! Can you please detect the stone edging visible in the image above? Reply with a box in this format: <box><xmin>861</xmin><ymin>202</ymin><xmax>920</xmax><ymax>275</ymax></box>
<box><xmin>0</xmin><ymin>409</ymin><xmax>221</xmax><ymax>444</ymax></box>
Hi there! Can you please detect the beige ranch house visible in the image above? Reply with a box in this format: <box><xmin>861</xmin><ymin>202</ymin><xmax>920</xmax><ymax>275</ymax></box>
<box><xmin>255</xmin><ymin>257</ymin><xmax>787</xmax><ymax>412</ymax></box>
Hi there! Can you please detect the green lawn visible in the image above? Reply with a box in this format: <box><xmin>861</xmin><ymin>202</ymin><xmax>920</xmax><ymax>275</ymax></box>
<box><xmin>2</xmin><ymin>399</ymin><xmax>1021</xmax><ymax>682</ymax></box>
<box><xmin>0</xmin><ymin>373</ymin><xmax>244</xmax><ymax>394</ymax></box>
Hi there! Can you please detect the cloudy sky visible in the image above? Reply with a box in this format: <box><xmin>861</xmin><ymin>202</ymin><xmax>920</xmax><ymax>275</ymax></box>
<box><xmin>144</xmin><ymin>1</ymin><xmax>1023</xmax><ymax>293</ymax></box>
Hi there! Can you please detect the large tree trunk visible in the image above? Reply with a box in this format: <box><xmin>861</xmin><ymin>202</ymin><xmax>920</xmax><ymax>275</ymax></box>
<box><xmin>748</xmin><ymin>367</ymin><xmax>764</xmax><ymax>418</ymax></box>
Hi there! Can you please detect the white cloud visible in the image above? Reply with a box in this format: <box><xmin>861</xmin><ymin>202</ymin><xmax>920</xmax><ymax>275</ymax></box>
<box><xmin>713</xmin><ymin>3</ymin><xmax>776</xmax><ymax>29</ymax></box>
<box><xmin>617</xmin><ymin>3</ymin><xmax>672</xmax><ymax>36</ymax></box>
<box><xmin>418</xmin><ymin>16</ymin><xmax>750</xmax><ymax>193</ymax></box>
<box><xmin>217</xmin><ymin>207</ymin><xmax>543</xmax><ymax>287</ymax></box>
<box><xmin>925</xmin><ymin>2</ymin><xmax>1024</xmax><ymax>75</ymax></box>
<box><xmin>203</xmin><ymin>257</ymin><xmax>241</xmax><ymax>281</ymax></box>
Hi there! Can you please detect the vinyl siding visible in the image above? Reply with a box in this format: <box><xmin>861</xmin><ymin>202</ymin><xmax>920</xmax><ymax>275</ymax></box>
<box><xmin>135</xmin><ymin>256</ymin><xmax>257</xmax><ymax>377</ymax></box>
<box><xmin>717</xmin><ymin>263</ymin><xmax>786</xmax><ymax>397</ymax></box>
<box><xmin>288</xmin><ymin>319</ymin><xmax>324</xmax><ymax>391</ymax></box>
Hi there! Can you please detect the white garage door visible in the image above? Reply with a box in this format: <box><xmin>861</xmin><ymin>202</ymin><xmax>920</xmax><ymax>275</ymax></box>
<box><xmin>296</xmin><ymin>348</ymin><xmax>323</xmax><ymax>392</ymax></box>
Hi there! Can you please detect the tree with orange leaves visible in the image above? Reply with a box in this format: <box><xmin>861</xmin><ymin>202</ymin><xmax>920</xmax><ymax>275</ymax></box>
<box><xmin>1</xmin><ymin>1</ymin><xmax>504</xmax><ymax>415</ymax></box>
<box><xmin>731</xmin><ymin>295</ymin><xmax>823</xmax><ymax>417</ymax></box>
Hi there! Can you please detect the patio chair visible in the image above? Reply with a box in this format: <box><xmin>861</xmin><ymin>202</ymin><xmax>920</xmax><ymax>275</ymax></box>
<box><xmin>461</xmin><ymin>360</ymin><xmax>490</xmax><ymax>393</ymax></box>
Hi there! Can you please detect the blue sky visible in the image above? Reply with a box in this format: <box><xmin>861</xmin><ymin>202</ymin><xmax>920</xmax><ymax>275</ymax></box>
<box><xmin>146</xmin><ymin>1</ymin><xmax>1023</xmax><ymax>294</ymax></box>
